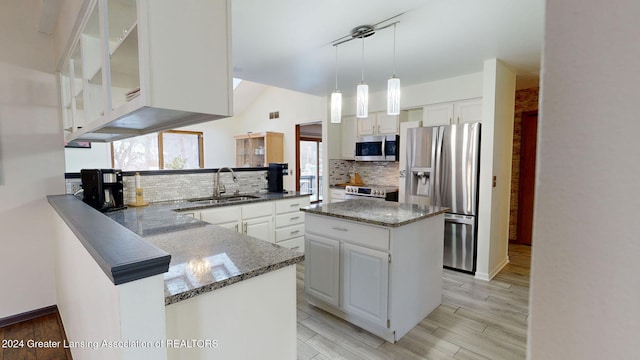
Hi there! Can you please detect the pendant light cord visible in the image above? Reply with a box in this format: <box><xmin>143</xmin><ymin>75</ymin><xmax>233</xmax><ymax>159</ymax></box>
<box><xmin>392</xmin><ymin>23</ymin><xmax>397</xmax><ymax>76</ymax></box>
<box><xmin>361</xmin><ymin>37</ymin><xmax>365</xmax><ymax>82</ymax></box>
<box><xmin>334</xmin><ymin>45</ymin><xmax>339</xmax><ymax>90</ymax></box>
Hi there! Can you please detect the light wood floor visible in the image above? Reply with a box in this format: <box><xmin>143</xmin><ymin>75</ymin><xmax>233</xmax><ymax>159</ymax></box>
<box><xmin>296</xmin><ymin>244</ymin><xmax>531</xmax><ymax>360</ymax></box>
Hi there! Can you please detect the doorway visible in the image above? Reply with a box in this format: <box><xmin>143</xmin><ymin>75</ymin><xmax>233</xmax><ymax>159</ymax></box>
<box><xmin>516</xmin><ymin>111</ymin><xmax>538</xmax><ymax>245</ymax></box>
<box><xmin>296</xmin><ymin>123</ymin><xmax>323</xmax><ymax>203</ymax></box>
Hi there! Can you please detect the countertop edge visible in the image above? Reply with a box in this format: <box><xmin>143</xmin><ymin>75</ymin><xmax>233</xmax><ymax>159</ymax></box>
<box><xmin>300</xmin><ymin>207</ymin><xmax>449</xmax><ymax>227</ymax></box>
<box><xmin>48</xmin><ymin>195</ymin><xmax>171</xmax><ymax>286</ymax></box>
<box><xmin>164</xmin><ymin>255</ymin><xmax>304</xmax><ymax>306</ymax></box>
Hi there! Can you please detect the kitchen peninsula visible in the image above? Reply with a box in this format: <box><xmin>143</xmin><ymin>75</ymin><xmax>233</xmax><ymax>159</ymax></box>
<box><xmin>301</xmin><ymin>199</ymin><xmax>447</xmax><ymax>342</ymax></box>
<box><xmin>48</xmin><ymin>191</ymin><xmax>308</xmax><ymax>360</ymax></box>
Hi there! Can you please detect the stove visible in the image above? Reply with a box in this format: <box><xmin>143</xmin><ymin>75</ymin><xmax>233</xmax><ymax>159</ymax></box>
<box><xmin>344</xmin><ymin>185</ymin><xmax>399</xmax><ymax>202</ymax></box>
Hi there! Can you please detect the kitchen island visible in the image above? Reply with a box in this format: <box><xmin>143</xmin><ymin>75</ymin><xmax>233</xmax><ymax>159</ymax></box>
<box><xmin>301</xmin><ymin>199</ymin><xmax>448</xmax><ymax>343</ymax></box>
<box><xmin>48</xmin><ymin>192</ymin><xmax>307</xmax><ymax>360</ymax></box>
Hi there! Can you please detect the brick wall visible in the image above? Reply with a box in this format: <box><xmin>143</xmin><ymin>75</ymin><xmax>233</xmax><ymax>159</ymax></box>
<box><xmin>509</xmin><ymin>87</ymin><xmax>539</xmax><ymax>241</ymax></box>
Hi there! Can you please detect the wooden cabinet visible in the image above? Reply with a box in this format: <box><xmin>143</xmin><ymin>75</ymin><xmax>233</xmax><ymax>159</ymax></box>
<box><xmin>59</xmin><ymin>0</ymin><xmax>232</xmax><ymax>142</ymax></box>
<box><xmin>356</xmin><ymin>112</ymin><xmax>399</xmax><ymax>136</ymax></box>
<box><xmin>422</xmin><ymin>98</ymin><xmax>483</xmax><ymax>126</ymax></box>
<box><xmin>341</xmin><ymin>116</ymin><xmax>357</xmax><ymax>159</ymax></box>
<box><xmin>342</xmin><ymin>243</ymin><xmax>389</xmax><ymax>327</ymax></box>
<box><xmin>235</xmin><ymin>131</ymin><xmax>283</xmax><ymax>167</ymax></box>
<box><xmin>304</xmin><ymin>233</ymin><xmax>340</xmax><ymax>306</ymax></box>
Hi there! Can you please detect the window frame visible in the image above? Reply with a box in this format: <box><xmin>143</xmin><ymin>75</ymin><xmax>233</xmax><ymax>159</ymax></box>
<box><xmin>110</xmin><ymin>130</ymin><xmax>204</xmax><ymax>170</ymax></box>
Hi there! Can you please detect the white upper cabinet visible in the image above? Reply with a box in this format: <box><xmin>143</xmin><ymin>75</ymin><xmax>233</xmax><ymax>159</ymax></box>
<box><xmin>59</xmin><ymin>0</ymin><xmax>232</xmax><ymax>142</ymax></box>
<box><xmin>453</xmin><ymin>98</ymin><xmax>483</xmax><ymax>124</ymax></box>
<box><xmin>356</xmin><ymin>112</ymin><xmax>399</xmax><ymax>137</ymax></box>
<box><xmin>422</xmin><ymin>98</ymin><xmax>483</xmax><ymax>126</ymax></box>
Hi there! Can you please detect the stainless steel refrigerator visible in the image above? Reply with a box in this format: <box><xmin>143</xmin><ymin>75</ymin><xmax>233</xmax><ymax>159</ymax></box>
<box><xmin>405</xmin><ymin>123</ymin><xmax>481</xmax><ymax>273</ymax></box>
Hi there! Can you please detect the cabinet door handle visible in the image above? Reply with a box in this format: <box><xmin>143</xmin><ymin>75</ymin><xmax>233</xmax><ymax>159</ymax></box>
<box><xmin>290</xmin><ymin>203</ymin><xmax>300</xmax><ymax>207</ymax></box>
<box><xmin>377</xmin><ymin>124</ymin><xmax>380</xmax><ymax>133</ymax></box>
<box><xmin>332</xmin><ymin>226</ymin><xmax>349</xmax><ymax>231</ymax></box>
<box><xmin>290</xmin><ymin>216</ymin><xmax>300</xmax><ymax>220</ymax></box>
<box><xmin>243</xmin><ymin>222</ymin><xmax>248</xmax><ymax>234</ymax></box>
<box><xmin>235</xmin><ymin>224</ymin><xmax>239</xmax><ymax>232</ymax></box>
<box><xmin>290</xmin><ymin>230</ymin><xmax>300</xmax><ymax>235</ymax></box>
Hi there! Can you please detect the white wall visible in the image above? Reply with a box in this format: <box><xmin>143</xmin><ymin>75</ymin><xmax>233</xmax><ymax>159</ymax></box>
<box><xmin>182</xmin><ymin>84</ymin><xmax>327</xmax><ymax>191</ymax></box>
<box><xmin>475</xmin><ymin>59</ymin><xmax>515</xmax><ymax>281</ymax></box>
<box><xmin>65</xmin><ymin>143</ymin><xmax>112</xmax><ymax>172</ymax></box>
<box><xmin>0</xmin><ymin>1</ymin><xmax>65</xmax><ymax>318</ymax></box>
<box><xmin>528</xmin><ymin>0</ymin><xmax>640</xmax><ymax>358</ymax></box>
<box><xmin>53</xmin><ymin>208</ymin><xmax>166</xmax><ymax>360</ymax></box>
<box><xmin>342</xmin><ymin>72</ymin><xmax>484</xmax><ymax>116</ymax></box>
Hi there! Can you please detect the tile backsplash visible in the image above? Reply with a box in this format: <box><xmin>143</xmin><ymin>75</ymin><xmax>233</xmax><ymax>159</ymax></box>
<box><xmin>65</xmin><ymin>170</ymin><xmax>268</xmax><ymax>203</ymax></box>
<box><xmin>329</xmin><ymin>159</ymin><xmax>399</xmax><ymax>187</ymax></box>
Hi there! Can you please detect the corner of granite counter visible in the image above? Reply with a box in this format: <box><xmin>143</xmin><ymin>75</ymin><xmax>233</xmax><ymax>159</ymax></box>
<box><xmin>164</xmin><ymin>254</ymin><xmax>303</xmax><ymax>306</ymax></box>
<box><xmin>47</xmin><ymin>194</ymin><xmax>171</xmax><ymax>285</ymax></box>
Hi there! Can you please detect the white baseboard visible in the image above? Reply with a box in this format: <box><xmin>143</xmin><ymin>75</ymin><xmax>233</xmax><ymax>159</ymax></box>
<box><xmin>475</xmin><ymin>256</ymin><xmax>510</xmax><ymax>281</ymax></box>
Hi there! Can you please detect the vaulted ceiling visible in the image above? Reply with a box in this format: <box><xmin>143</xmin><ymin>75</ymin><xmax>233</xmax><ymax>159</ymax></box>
<box><xmin>232</xmin><ymin>0</ymin><xmax>544</xmax><ymax>97</ymax></box>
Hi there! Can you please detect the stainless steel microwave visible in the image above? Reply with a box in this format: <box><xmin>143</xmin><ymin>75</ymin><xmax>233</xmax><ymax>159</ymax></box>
<box><xmin>355</xmin><ymin>135</ymin><xmax>399</xmax><ymax>161</ymax></box>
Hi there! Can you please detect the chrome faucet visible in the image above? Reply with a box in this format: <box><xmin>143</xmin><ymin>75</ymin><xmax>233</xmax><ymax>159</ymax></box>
<box><xmin>214</xmin><ymin>167</ymin><xmax>238</xmax><ymax>198</ymax></box>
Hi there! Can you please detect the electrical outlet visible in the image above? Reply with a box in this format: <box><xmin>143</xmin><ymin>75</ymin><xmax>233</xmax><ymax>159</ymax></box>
<box><xmin>71</xmin><ymin>183</ymin><xmax>82</xmax><ymax>194</ymax></box>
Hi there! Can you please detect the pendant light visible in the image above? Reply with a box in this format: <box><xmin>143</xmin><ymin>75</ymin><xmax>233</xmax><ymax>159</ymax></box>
<box><xmin>330</xmin><ymin>45</ymin><xmax>342</xmax><ymax>123</ymax></box>
<box><xmin>356</xmin><ymin>36</ymin><xmax>369</xmax><ymax>118</ymax></box>
<box><xmin>387</xmin><ymin>23</ymin><xmax>400</xmax><ymax>115</ymax></box>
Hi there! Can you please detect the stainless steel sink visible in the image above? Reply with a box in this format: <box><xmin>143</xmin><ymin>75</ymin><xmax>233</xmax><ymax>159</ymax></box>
<box><xmin>188</xmin><ymin>194</ymin><xmax>261</xmax><ymax>205</ymax></box>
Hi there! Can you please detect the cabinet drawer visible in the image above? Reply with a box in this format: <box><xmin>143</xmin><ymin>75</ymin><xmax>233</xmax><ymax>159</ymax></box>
<box><xmin>242</xmin><ymin>202</ymin><xmax>273</xmax><ymax>219</ymax></box>
<box><xmin>276</xmin><ymin>212</ymin><xmax>305</xmax><ymax>227</ymax></box>
<box><xmin>306</xmin><ymin>215</ymin><xmax>389</xmax><ymax>251</ymax></box>
<box><xmin>276</xmin><ymin>223</ymin><xmax>305</xmax><ymax>242</ymax></box>
<box><xmin>277</xmin><ymin>236</ymin><xmax>304</xmax><ymax>253</ymax></box>
<box><xmin>200</xmin><ymin>205</ymin><xmax>241</xmax><ymax>224</ymax></box>
<box><xmin>276</xmin><ymin>197</ymin><xmax>310</xmax><ymax>214</ymax></box>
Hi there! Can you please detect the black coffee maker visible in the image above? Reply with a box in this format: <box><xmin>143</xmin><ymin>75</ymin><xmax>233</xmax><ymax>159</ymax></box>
<box><xmin>267</xmin><ymin>163</ymin><xmax>288</xmax><ymax>193</ymax></box>
<box><xmin>81</xmin><ymin>169</ymin><xmax>125</xmax><ymax>212</ymax></box>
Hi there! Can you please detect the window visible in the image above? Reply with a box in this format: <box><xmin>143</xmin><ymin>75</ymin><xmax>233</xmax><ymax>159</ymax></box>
<box><xmin>112</xmin><ymin>130</ymin><xmax>204</xmax><ymax>171</ymax></box>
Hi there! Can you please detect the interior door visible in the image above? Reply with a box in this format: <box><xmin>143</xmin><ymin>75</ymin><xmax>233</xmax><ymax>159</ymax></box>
<box><xmin>517</xmin><ymin>111</ymin><xmax>538</xmax><ymax>245</ymax></box>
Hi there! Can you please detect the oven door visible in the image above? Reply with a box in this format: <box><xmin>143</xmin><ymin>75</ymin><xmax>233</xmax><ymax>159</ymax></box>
<box><xmin>355</xmin><ymin>136</ymin><xmax>385</xmax><ymax>161</ymax></box>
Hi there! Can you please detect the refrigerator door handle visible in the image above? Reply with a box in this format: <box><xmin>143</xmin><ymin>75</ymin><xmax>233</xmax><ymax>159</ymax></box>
<box><xmin>444</xmin><ymin>213</ymin><xmax>475</xmax><ymax>225</ymax></box>
<box><xmin>434</xmin><ymin>127</ymin><xmax>444</xmax><ymax>207</ymax></box>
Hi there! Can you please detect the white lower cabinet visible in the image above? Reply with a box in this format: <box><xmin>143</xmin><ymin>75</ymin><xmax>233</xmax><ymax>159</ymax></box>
<box><xmin>329</xmin><ymin>188</ymin><xmax>346</xmax><ymax>203</ymax></box>
<box><xmin>341</xmin><ymin>243</ymin><xmax>389</xmax><ymax>327</ymax></box>
<box><xmin>199</xmin><ymin>202</ymin><xmax>273</xmax><ymax>243</ymax></box>
<box><xmin>304</xmin><ymin>233</ymin><xmax>340</xmax><ymax>306</ymax></box>
<box><xmin>197</xmin><ymin>196</ymin><xmax>310</xmax><ymax>247</ymax></box>
<box><xmin>243</xmin><ymin>215</ymin><xmax>273</xmax><ymax>242</ymax></box>
<box><xmin>304</xmin><ymin>212</ymin><xmax>444</xmax><ymax>343</ymax></box>
<box><xmin>274</xmin><ymin>197</ymin><xmax>310</xmax><ymax>252</ymax></box>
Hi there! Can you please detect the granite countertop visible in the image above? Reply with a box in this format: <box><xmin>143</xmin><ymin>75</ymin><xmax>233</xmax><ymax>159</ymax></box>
<box><xmin>49</xmin><ymin>192</ymin><xmax>309</xmax><ymax>304</ymax></box>
<box><xmin>105</xmin><ymin>190</ymin><xmax>307</xmax><ymax>237</ymax></box>
<box><xmin>145</xmin><ymin>225</ymin><xmax>303</xmax><ymax>305</ymax></box>
<box><xmin>301</xmin><ymin>198</ymin><xmax>448</xmax><ymax>227</ymax></box>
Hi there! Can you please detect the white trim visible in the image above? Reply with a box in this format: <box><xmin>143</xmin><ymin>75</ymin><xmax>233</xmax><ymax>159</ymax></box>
<box><xmin>55</xmin><ymin>0</ymin><xmax>94</xmax><ymax>71</ymax></box>
<box><xmin>475</xmin><ymin>256</ymin><xmax>509</xmax><ymax>281</ymax></box>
